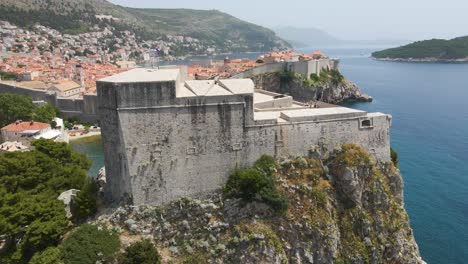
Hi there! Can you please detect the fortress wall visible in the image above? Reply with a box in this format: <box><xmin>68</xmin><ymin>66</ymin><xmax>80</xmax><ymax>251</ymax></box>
<box><xmin>240</xmin><ymin>114</ymin><xmax>391</xmax><ymax>167</ymax></box>
<box><xmin>98</xmin><ymin>81</ymin><xmax>133</xmax><ymax>204</ymax></box>
<box><xmin>0</xmin><ymin>82</ymin><xmax>100</xmax><ymax>123</ymax></box>
<box><xmin>98</xmin><ymin>78</ymin><xmax>391</xmax><ymax>206</ymax></box>
<box><xmin>232</xmin><ymin>59</ymin><xmax>335</xmax><ymax>80</ymax></box>
<box><xmin>113</xmin><ymin>106</ymin><xmax>390</xmax><ymax>205</ymax></box>
<box><xmin>0</xmin><ymin>82</ymin><xmax>54</xmax><ymax>103</ymax></box>
<box><xmin>117</xmin><ymin>102</ymin><xmax>247</xmax><ymax>205</ymax></box>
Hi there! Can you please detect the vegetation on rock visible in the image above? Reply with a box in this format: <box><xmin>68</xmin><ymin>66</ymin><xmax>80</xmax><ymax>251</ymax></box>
<box><xmin>309</xmin><ymin>69</ymin><xmax>344</xmax><ymax>86</ymax></box>
<box><xmin>29</xmin><ymin>246</ymin><xmax>63</xmax><ymax>264</ymax></box>
<box><xmin>61</xmin><ymin>224</ymin><xmax>120</xmax><ymax>264</ymax></box>
<box><xmin>372</xmin><ymin>36</ymin><xmax>468</xmax><ymax>60</ymax></box>
<box><xmin>391</xmin><ymin>147</ymin><xmax>399</xmax><ymax>168</ymax></box>
<box><xmin>224</xmin><ymin>155</ymin><xmax>289</xmax><ymax>212</ymax></box>
<box><xmin>118</xmin><ymin>239</ymin><xmax>161</xmax><ymax>264</ymax></box>
<box><xmin>90</xmin><ymin>146</ymin><xmax>421</xmax><ymax>263</ymax></box>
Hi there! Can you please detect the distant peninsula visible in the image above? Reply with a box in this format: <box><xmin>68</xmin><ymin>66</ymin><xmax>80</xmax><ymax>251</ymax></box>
<box><xmin>372</xmin><ymin>36</ymin><xmax>468</xmax><ymax>63</ymax></box>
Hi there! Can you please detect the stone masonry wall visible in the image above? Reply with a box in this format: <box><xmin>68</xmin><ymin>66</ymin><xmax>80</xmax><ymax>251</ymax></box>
<box><xmin>0</xmin><ymin>82</ymin><xmax>99</xmax><ymax>123</ymax></box>
<box><xmin>98</xmin><ymin>80</ymin><xmax>391</xmax><ymax>206</ymax></box>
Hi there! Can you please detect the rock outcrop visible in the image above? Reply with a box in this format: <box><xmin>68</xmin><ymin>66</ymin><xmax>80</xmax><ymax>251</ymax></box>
<box><xmin>94</xmin><ymin>144</ymin><xmax>423</xmax><ymax>263</ymax></box>
<box><xmin>250</xmin><ymin>72</ymin><xmax>372</xmax><ymax>104</ymax></box>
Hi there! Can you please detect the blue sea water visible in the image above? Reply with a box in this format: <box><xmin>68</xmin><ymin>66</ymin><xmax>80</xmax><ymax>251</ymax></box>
<box><xmin>73</xmin><ymin>47</ymin><xmax>468</xmax><ymax>264</ymax></box>
<box><xmin>70</xmin><ymin>136</ymin><xmax>105</xmax><ymax>177</ymax></box>
<box><xmin>317</xmin><ymin>47</ymin><xmax>468</xmax><ymax>264</ymax></box>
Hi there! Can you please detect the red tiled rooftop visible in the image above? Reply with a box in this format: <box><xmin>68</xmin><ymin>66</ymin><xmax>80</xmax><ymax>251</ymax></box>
<box><xmin>2</xmin><ymin>121</ymin><xmax>50</xmax><ymax>132</ymax></box>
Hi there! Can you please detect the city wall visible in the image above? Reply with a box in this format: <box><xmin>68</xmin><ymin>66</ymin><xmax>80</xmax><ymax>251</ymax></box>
<box><xmin>0</xmin><ymin>82</ymin><xmax>99</xmax><ymax>123</ymax></box>
<box><xmin>232</xmin><ymin>59</ymin><xmax>338</xmax><ymax>79</ymax></box>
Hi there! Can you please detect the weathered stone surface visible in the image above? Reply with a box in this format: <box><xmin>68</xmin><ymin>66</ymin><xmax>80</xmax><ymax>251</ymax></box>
<box><xmin>92</xmin><ymin>148</ymin><xmax>423</xmax><ymax>264</ymax></box>
<box><xmin>97</xmin><ymin>69</ymin><xmax>390</xmax><ymax>206</ymax></box>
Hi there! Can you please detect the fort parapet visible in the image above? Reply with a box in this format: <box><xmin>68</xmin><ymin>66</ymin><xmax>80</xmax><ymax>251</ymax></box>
<box><xmin>97</xmin><ymin>68</ymin><xmax>392</xmax><ymax>205</ymax></box>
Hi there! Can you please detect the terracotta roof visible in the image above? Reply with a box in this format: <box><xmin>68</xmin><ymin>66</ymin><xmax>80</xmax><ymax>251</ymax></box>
<box><xmin>17</xmin><ymin>81</ymin><xmax>49</xmax><ymax>89</ymax></box>
<box><xmin>1</xmin><ymin>121</ymin><xmax>50</xmax><ymax>132</ymax></box>
<box><xmin>52</xmin><ymin>80</ymin><xmax>81</xmax><ymax>91</ymax></box>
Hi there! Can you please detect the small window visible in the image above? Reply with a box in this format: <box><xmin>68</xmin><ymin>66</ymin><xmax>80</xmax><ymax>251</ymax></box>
<box><xmin>360</xmin><ymin>118</ymin><xmax>373</xmax><ymax>129</ymax></box>
<box><xmin>362</xmin><ymin>119</ymin><xmax>372</xmax><ymax>127</ymax></box>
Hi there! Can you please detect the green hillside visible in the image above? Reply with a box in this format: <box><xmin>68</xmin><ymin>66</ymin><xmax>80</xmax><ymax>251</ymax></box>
<box><xmin>372</xmin><ymin>36</ymin><xmax>468</xmax><ymax>60</ymax></box>
<box><xmin>0</xmin><ymin>0</ymin><xmax>290</xmax><ymax>52</ymax></box>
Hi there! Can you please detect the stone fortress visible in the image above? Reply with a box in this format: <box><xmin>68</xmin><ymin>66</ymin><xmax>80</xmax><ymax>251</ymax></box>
<box><xmin>97</xmin><ymin>67</ymin><xmax>392</xmax><ymax>206</ymax></box>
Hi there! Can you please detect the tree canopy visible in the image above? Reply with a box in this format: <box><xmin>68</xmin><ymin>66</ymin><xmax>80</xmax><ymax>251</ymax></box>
<box><xmin>0</xmin><ymin>139</ymin><xmax>91</xmax><ymax>263</ymax></box>
<box><xmin>0</xmin><ymin>93</ymin><xmax>35</xmax><ymax>127</ymax></box>
<box><xmin>61</xmin><ymin>224</ymin><xmax>120</xmax><ymax>264</ymax></box>
<box><xmin>0</xmin><ymin>93</ymin><xmax>58</xmax><ymax>127</ymax></box>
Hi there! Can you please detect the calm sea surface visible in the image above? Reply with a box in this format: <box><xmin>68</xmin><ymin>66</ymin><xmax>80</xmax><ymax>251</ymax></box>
<box><xmin>70</xmin><ymin>136</ymin><xmax>104</xmax><ymax>177</ymax></box>
<box><xmin>72</xmin><ymin>47</ymin><xmax>468</xmax><ymax>264</ymax></box>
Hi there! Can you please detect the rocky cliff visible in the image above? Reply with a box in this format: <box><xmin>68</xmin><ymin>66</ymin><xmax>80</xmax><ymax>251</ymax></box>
<box><xmin>94</xmin><ymin>144</ymin><xmax>423</xmax><ymax>264</ymax></box>
<box><xmin>250</xmin><ymin>72</ymin><xmax>372</xmax><ymax>104</ymax></box>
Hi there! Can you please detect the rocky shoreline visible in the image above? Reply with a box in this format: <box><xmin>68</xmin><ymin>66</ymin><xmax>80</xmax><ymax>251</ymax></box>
<box><xmin>372</xmin><ymin>56</ymin><xmax>468</xmax><ymax>63</ymax></box>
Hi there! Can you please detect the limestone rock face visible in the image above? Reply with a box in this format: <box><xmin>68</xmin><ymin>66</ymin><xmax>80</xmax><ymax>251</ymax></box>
<box><xmin>94</xmin><ymin>145</ymin><xmax>423</xmax><ymax>264</ymax></box>
<box><xmin>250</xmin><ymin>72</ymin><xmax>372</xmax><ymax>104</ymax></box>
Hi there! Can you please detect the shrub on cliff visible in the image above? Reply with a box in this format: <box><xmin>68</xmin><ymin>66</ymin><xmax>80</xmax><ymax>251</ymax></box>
<box><xmin>329</xmin><ymin>69</ymin><xmax>344</xmax><ymax>85</ymax></box>
<box><xmin>390</xmin><ymin>147</ymin><xmax>399</xmax><ymax>168</ymax></box>
<box><xmin>29</xmin><ymin>246</ymin><xmax>63</xmax><ymax>264</ymax></box>
<box><xmin>118</xmin><ymin>239</ymin><xmax>161</xmax><ymax>264</ymax></box>
<box><xmin>335</xmin><ymin>144</ymin><xmax>371</xmax><ymax>167</ymax></box>
<box><xmin>61</xmin><ymin>224</ymin><xmax>120</xmax><ymax>264</ymax></box>
<box><xmin>224</xmin><ymin>155</ymin><xmax>288</xmax><ymax>212</ymax></box>
<box><xmin>72</xmin><ymin>177</ymin><xmax>98</xmax><ymax>221</ymax></box>
<box><xmin>254</xmin><ymin>154</ymin><xmax>277</xmax><ymax>176</ymax></box>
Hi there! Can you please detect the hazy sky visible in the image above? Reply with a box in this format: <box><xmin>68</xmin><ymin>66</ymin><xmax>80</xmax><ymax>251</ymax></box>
<box><xmin>109</xmin><ymin>0</ymin><xmax>468</xmax><ymax>41</ymax></box>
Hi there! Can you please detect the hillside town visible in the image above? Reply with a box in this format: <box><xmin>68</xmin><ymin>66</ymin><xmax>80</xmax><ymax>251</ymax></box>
<box><xmin>0</xmin><ymin>19</ymin><xmax>207</xmax><ymax>96</ymax></box>
<box><xmin>0</xmin><ymin>19</ymin><xmax>337</xmax><ymax>99</ymax></box>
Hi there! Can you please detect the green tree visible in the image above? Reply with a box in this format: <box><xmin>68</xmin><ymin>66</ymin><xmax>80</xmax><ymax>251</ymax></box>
<box><xmin>0</xmin><ymin>139</ymin><xmax>91</xmax><ymax>263</ymax></box>
<box><xmin>29</xmin><ymin>246</ymin><xmax>64</xmax><ymax>264</ymax></box>
<box><xmin>32</xmin><ymin>104</ymin><xmax>59</xmax><ymax>124</ymax></box>
<box><xmin>73</xmin><ymin>177</ymin><xmax>98</xmax><ymax>221</ymax></box>
<box><xmin>119</xmin><ymin>239</ymin><xmax>161</xmax><ymax>264</ymax></box>
<box><xmin>61</xmin><ymin>224</ymin><xmax>120</xmax><ymax>264</ymax></box>
<box><xmin>0</xmin><ymin>93</ymin><xmax>34</xmax><ymax>127</ymax></box>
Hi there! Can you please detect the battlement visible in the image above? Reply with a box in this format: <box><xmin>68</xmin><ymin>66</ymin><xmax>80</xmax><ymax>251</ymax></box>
<box><xmin>97</xmin><ymin>68</ymin><xmax>392</xmax><ymax>205</ymax></box>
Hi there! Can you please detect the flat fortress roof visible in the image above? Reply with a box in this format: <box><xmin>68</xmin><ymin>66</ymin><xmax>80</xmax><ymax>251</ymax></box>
<box><xmin>182</xmin><ymin>79</ymin><xmax>255</xmax><ymax>97</ymax></box>
<box><xmin>280</xmin><ymin>107</ymin><xmax>366</xmax><ymax>122</ymax></box>
<box><xmin>98</xmin><ymin>68</ymin><xmax>180</xmax><ymax>83</ymax></box>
